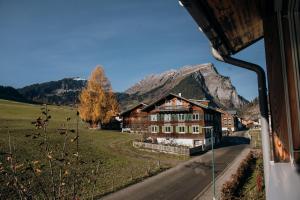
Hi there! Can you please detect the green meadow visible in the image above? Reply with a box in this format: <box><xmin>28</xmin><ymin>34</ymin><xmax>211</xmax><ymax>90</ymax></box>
<box><xmin>0</xmin><ymin>99</ymin><xmax>185</xmax><ymax>198</ymax></box>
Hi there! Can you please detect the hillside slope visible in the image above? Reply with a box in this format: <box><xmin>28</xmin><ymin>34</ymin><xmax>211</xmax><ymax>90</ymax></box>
<box><xmin>18</xmin><ymin>78</ymin><xmax>87</xmax><ymax>105</ymax></box>
<box><xmin>0</xmin><ymin>86</ymin><xmax>29</xmax><ymax>103</ymax></box>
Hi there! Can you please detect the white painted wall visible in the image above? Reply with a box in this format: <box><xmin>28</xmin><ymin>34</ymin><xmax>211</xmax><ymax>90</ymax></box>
<box><xmin>157</xmin><ymin>137</ymin><xmax>194</xmax><ymax>147</ymax></box>
<box><xmin>222</xmin><ymin>127</ymin><xmax>235</xmax><ymax>132</ymax></box>
<box><xmin>203</xmin><ymin>137</ymin><xmax>215</xmax><ymax>146</ymax></box>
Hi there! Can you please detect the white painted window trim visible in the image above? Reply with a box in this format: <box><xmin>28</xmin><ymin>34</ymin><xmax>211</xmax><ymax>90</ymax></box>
<box><xmin>178</xmin><ymin>125</ymin><xmax>185</xmax><ymax>134</ymax></box>
<box><xmin>192</xmin><ymin>113</ymin><xmax>199</xmax><ymax>121</ymax></box>
<box><xmin>150</xmin><ymin>114</ymin><xmax>157</xmax><ymax>121</ymax></box>
<box><xmin>176</xmin><ymin>99</ymin><xmax>183</xmax><ymax>106</ymax></box>
<box><xmin>178</xmin><ymin>113</ymin><xmax>185</xmax><ymax>121</ymax></box>
<box><xmin>164</xmin><ymin>114</ymin><xmax>171</xmax><ymax>122</ymax></box>
<box><xmin>164</xmin><ymin>125</ymin><xmax>172</xmax><ymax>133</ymax></box>
<box><xmin>151</xmin><ymin>125</ymin><xmax>158</xmax><ymax>133</ymax></box>
<box><xmin>165</xmin><ymin>100</ymin><xmax>171</xmax><ymax>105</ymax></box>
<box><xmin>192</xmin><ymin>125</ymin><xmax>200</xmax><ymax>134</ymax></box>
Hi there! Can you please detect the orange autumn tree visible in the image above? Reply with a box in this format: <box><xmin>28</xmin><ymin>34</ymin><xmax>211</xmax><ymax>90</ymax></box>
<box><xmin>79</xmin><ymin>66</ymin><xmax>119</xmax><ymax>128</ymax></box>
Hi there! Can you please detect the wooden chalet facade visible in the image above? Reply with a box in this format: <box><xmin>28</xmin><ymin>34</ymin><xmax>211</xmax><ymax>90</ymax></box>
<box><xmin>220</xmin><ymin>110</ymin><xmax>239</xmax><ymax>132</ymax></box>
<box><xmin>120</xmin><ymin>103</ymin><xmax>148</xmax><ymax>133</ymax></box>
<box><xmin>142</xmin><ymin>93</ymin><xmax>222</xmax><ymax>149</ymax></box>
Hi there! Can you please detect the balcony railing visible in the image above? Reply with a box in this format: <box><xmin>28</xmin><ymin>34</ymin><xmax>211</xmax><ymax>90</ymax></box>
<box><xmin>155</xmin><ymin>105</ymin><xmax>191</xmax><ymax>112</ymax></box>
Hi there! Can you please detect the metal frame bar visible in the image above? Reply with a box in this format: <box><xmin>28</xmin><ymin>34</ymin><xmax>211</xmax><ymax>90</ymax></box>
<box><xmin>211</xmin><ymin>47</ymin><xmax>271</xmax><ymax>199</ymax></box>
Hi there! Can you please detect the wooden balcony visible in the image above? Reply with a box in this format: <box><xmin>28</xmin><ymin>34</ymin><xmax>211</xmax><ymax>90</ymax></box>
<box><xmin>155</xmin><ymin>105</ymin><xmax>191</xmax><ymax>112</ymax></box>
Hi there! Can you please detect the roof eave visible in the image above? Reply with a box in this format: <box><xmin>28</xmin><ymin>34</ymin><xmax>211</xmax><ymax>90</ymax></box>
<box><xmin>179</xmin><ymin>0</ymin><xmax>264</xmax><ymax>56</ymax></box>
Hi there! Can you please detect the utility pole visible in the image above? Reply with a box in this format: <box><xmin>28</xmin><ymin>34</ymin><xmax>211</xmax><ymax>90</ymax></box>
<box><xmin>204</xmin><ymin>126</ymin><xmax>216</xmax><ymax>200</ymax></box>
<box><xmin>211</xmin><ymin>127</ymin><xmax>216</xmax><ymax>200</ymax></box>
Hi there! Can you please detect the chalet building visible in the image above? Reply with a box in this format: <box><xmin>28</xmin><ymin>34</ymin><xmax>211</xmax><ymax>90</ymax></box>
<box><xmin>120</xmin><ymin>103</ymin><xmax>148</xmax><ymax>133</ymax></box>
<box><xmin>220</xmin><ymin>110</ymin><xmax>239</xmax><ymax>132</ymax></box>
<box><xmin>142</xmin><ymin>93</ymin><xmax>222</xmax><ymax>150</ymax></box>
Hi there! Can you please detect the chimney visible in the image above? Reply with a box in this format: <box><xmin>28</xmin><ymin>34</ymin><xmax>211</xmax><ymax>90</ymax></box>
<box><xmin>178</xmin><ymin>93</ymin><xmax>182</xmax><ymax>97</ymax></box>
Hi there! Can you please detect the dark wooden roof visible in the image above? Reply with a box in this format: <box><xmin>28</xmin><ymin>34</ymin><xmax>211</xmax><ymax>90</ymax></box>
<box><xmin>142</xmin><ymin>93</ymin><xmax>220</xmax><ymax>112</ymax></box>
<box><xmin>120</xmin><ymin>103</ymin><xmax>147</xmax><ymax>116</ymax></box>
<box><xmin>180</xmin><ymin>0</ymin><xmax>263</xmax><ymax>55</ymax></box>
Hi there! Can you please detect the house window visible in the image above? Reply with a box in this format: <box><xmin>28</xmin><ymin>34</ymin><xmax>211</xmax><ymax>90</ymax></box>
<box><xmin>151</xmin><ymin>125</ymin><xmax>158</xmax><ymax>133</ymax></box>
<box><xmin>164</xmin><ymin>125</ymin><xmax>172</xmax><ymax>133</ymax></box>
<box><xmin>176</xmin><ymin>99</ymin><xmax>183</xmax><ymax>105</ymax></box>
<box><xmin>192</xmin><ymin>113</ymin><xmax>199</xmax><ymax>121</ymax></box>
<box><xmin>150</xmin><ymin>114</ymin><xmax>157</xmax><ymax>121</ymax></box>
<box><xmin>178</xmin><ymin>125</ymin><xmax>185</xmax><ymax>133</ymax></box>
<box><xmin>178</xmin><ymin>114</ymin><xmax>185</xmax><ymax>121</ymax></box>
<box><xmin>164</xmin><ymin>114</ymin><xmax>171</xmax><ymax>121</ymax></box>
<box><xmin>192</xmin><ymin>125</ymin><xmax>200</xmax><ymax>134</ymax></box>
<box><xmin>165</xmin><ymin>100</ymin><xmax>171</xmax><ymax>105</ymax></box>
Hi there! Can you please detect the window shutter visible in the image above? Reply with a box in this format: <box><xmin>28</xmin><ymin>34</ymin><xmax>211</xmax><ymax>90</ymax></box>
<box><xmin>189</xmin><ymin>126</ymin><xmax>193</xmax><ymax>133</ymax></box>
<box><xmin>176</xmin><ymin>126</ymin><xmax>179</xmax><ymax>133</ymax></box>
<box><xmin>162</xmin><ymin>125</ymin><xmax>165</xmax><ymax>133</ymax></box>
<box><xmin>184</xmin><ymin>126</ymin><xmax>188</xmax><ymax>133</ymax></box>
<box><xmin>170</xmin><ymin>126</ymin><xmax>173</xmax><ymax>133</ymax></box>
<box><xmin>199</xmin><ymin>126</ymin><xmax>203</xmax><ymax>134</ymax></box>
<box><xmin>199</xmin><ymin>114</ymin><xmax>203</xmax><ymax>120</ymax></box>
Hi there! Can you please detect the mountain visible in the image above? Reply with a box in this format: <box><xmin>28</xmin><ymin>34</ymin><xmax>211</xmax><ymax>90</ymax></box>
<box><xmin>18</xmin><ymin>78</ymin><xmax>87</xmax><ymax>105</ymax></box>
<box><xmin>0</xmin><ymin>86</ymin><xmax>29</xmax><ymax>103</ymax></box>
<box><xmin>119</xmin><ymin>63</ymin><xmax>248</xmax><ymax>110</ymax></box>
<box><xmin>6</xmin><ymin>63</ymin><xmax>248</xmax><ymax>111</ymax></box>
<box><xmin>239</xmin><ymin>97</ymin><xmax>260</xmax><ymax>120</ymax></box>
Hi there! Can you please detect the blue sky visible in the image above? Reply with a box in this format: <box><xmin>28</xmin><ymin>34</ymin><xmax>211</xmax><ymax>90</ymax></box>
<box><xmin>0</xmin><ymin>0</ymin><xmax>266</xmax><ymax>100</ymax></box>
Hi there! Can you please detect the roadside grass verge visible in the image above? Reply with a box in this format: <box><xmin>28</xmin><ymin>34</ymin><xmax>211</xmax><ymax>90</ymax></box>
<box><xmin>221</xmin><ymin>129</ymin><xmax>265</xmax><ymax>200</ymax></box>
<box><xmin>239</xmin><ymin>156</ymin><xmax>265</xmax><ymax>200</ymax></box>
<box><xmin>249</xmin><ymin>129</ymin><xmax>262</xmax><ymax>149</ymax></box>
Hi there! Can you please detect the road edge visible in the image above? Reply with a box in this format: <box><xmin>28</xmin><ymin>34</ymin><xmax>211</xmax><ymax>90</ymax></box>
<box><xmin>193</xmin><ymin>146</ymin><xmax>251</xmax><ymax>200</ymax></box>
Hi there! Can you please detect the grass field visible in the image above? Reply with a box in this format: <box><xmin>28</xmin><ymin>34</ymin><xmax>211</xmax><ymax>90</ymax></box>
<box><xmin>249</xmin><ymin>129</ymin><xmax>262</xmax><ymax>149</ymax></box>
<box><xmin>0</xmin><ymin>99</ymin><xmax>186</xmax><ymax>199</ymax></box>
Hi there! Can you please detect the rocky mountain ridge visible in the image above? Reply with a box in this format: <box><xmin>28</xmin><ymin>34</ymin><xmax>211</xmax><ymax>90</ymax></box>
<box><xmin>121</xmin><ymin>63</ymin><xmax>248</xmax><ymax>110</ymax></box>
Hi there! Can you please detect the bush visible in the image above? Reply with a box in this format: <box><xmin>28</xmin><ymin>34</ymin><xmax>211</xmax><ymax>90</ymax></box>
<box><xmin>221</xmin><ymin>151</ymin><xmax>257</xmax><ymax>200</ymax></box>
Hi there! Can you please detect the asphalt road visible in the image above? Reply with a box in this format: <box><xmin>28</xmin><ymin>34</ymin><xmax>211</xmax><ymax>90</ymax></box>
<box><xmin>101</xmin><ymin>131</ymin><xmax>250</xmax><ymax>200</ymax></box>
